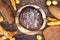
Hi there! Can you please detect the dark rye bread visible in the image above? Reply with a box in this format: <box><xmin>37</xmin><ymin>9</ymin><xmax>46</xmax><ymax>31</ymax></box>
<box><xmin>19</xmin><ymin>6</ymin><xmax>43</xmax><ymax>30</ymax></box>
<box><xmin>43</xmin><ymin>26</ymin><xmax>60</xmax><ymax>40</ymax></box>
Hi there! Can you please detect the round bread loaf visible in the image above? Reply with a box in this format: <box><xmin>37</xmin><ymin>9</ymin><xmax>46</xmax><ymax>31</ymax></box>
<box><xmin>43</xmin><ymin>26</ymin><xmax>60</xmax><ymax>40</ymax></box>
<box><xmin>19</xmin><ymin>6</ymin><xmax>43</xmax><ymax>30</ymax></box>
<box><xmin>48</xmin><ymin>6</ymin><xmax>60</xmax><ymax>19</ymax></box>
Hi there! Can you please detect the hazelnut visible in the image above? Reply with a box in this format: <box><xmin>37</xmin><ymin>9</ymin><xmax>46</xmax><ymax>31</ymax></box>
<box><xmin>46</xmin><ymin>0</ymin><xmax>51</xmax><ymax>6</ymax></box>
<box><xmin>36</xmin><ymin>35</ymin><xmax>42</xmax><ymax>40</ymax></box>
<box><xmin>52</xmin><ymin>0</ymin><xmax>58</xmax><ymax>5</ymax></box>
<box><xmin>16</xmin><ymin>0</ymin><xmax>20</xmax><ymax>4</ymax></box>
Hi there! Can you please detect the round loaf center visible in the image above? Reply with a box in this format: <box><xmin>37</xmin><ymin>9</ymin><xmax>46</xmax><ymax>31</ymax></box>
<box><xmin>19</xmin><ymin>6</ymin><xmax>43</xmax><ymax>30</ymax></box>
